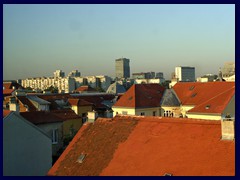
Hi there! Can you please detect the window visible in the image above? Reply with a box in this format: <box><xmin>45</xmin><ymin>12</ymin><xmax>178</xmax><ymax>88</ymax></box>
<box><xmin>153</xmin><ymin>111</ymin><xmax>156</xmax><ymax>116</ymax></box>
<box><xmin>122</xmin><ymin>111</ymin><xmax>128</xmax><ymax>115</ymax></box>
<box><xmin>52</xmin><ymin>129</ymin><xmax>58</xmax><ymax>144</ymax></box>
<box><xmin>140</xmin><ymin>112</ymin><xmax>145</xmax><ymax>116</ymax></box>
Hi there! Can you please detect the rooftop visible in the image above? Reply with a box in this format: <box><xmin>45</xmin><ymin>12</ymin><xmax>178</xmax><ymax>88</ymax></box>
<box><xmin>113</xmin><ymin>84</ymin><xmax>165</xmax><ymax>108</ymax></box>
<box><xmin>173</xmin><ymin>82</ymin><xmax>235</xmax><ymax>106</ymax></box>
<box><xmin>48</xmin><ymin>115</ymin><xmax>234</xmax><ymax>176</ymax></box>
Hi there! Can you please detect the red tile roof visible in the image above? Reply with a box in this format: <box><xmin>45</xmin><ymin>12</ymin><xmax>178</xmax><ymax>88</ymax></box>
<box><xmin>188</xmin><ymin>86</ymin><xmax>235</xmax><ymax>114</ymax></box>
<box><xmin>20</xmin><ymin>111</ymin><xmax>63</xmax><ymax>124</ymax></box>
<box><xmin>173</xmin><ymin>82</ymin><xmax>235</xmax><ymax>106</ymax></box>
<box><xmin>19</xmin><ymin>110</ymin><xmax>80</xmax><ymax>125</ymax></box>
<box><xmin>3</xmin><ymin>89</ymin><xmax>15</xmax><ymax>95</ymax></box>
<box><xmin>51</xmin><ymin>109</ymin><xmax>82</xmax><ymax>120</ymax></box>
<box><xmin>3</xmin><ymin>82</ymin><xmax>24</xmax><ymax>90</ymax></box>
<box><xmin>3</xmin><ymin>110</ymin><xmax>11</xmax><ymax>118</ymax></box>
<box><xmin>48</xmin><ymin>115</ymin><xmax>234</xmax><ymax>176</ymax></box>
<box><xmin>74</xmin><ymin>86</ymin><xmax>97</xmax><ymax>92</ymax></box>
<box><xmin>113</xmin><ymin>84</ymin><xmax>165</xmax><ymax>108</ymax></box>
<box><xmin>68</xmin><ymin>98</ymin><xmax>93</xmax><ymax>107</ymax></box>
<box><xmin>70</xmin><ymin>94</ymin><xmax>115</xmax><ymax>109</ymax></box>
<box><xmin>17</xmin><ymin>96</ymin><xmax>37</xmax><ymax>111</ymax></box>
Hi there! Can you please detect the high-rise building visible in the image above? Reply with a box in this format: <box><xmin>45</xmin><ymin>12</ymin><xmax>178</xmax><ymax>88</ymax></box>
<box><xmin>175</xmin><ymin>66</ymin><xmax>195</xmax><ymax>82</ymax></box>
<box><xmin>221</xmin><ymin>62</ymin><xmax>235</xmax><ymax>77</ymax></box>
<box><xmin>54</xmin><ymin>70</ymin><xmax>65</xmax><ymax>79</ymax></box>
<box><xmin>115</xmin><ymin>58</ymin><xmax>130</xmax><ymax>79</ymax></box>
<box><xmin>68</xmin><ymin>70</ymin><xmax>81</xmax><ymax>77</ymax></box>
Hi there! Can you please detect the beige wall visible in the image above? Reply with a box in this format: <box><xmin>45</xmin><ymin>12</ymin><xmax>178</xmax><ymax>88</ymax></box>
<box><xmin>161</xmin><ymin>106</ymin><xmax>181</xmax><ymax>117</ymax></box>
<box><xmin>180</xmin><ymin>105</ymin><xmax>195</xmax><ymax>117</ymax></box>
<box><xmin>72</xmin><ymin>105</ymin><xmax>92</xmax><ymax>117</ymax></box>
<box><xmin>113</xmin><ymin>107</ymin><xmax>161</xmax><ymax>117</ymax></box>
<box><xmin>112</xmin><ymin>107</ymin><xmax>135</xmax><ymax>116</ymax></box>
<box><xmin>186</xmin><ymin>113</ymin><xmax>221</xmax><ymax>120</ymax></box>
<box><xmin>37</xmin><ymin>122</ymin><xmax>63</xmax><ymax>156</ymax></box>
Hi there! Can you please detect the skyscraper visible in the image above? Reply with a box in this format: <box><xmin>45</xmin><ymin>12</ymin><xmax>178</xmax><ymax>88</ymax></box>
<box><xmin>115</xmin><ymin>58</ymin><xmax>130</xmax><ymax>79</ymax></box>
<box><xmin>175</xmin><ymin>66</ymin><xmax>195</xmax><ymax>82</ymax></box>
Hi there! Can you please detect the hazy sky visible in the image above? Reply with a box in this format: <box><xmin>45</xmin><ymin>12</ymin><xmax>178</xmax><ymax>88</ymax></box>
<box><xmin>3</xmin><ymin>4</ymin><xmax>235</xmax><ymax>80</ymax></box>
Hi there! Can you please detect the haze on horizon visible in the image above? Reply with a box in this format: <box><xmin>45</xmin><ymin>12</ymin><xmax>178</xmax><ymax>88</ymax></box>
<box><xmin>3</xmin><ymin>4</ymin><xmax>235</xmax><ymax>81</ymax></box>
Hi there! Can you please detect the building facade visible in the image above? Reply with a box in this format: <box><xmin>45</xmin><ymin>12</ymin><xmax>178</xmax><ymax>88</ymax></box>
<box><xmin>115</xmin><ymin>58</ymin><xmax>130</xmax><ymax>79</ymax></box>
<box><xmin>175</xmin><ymin>66</ymin><xmax>195</xmax><ymax>82</ymax></box>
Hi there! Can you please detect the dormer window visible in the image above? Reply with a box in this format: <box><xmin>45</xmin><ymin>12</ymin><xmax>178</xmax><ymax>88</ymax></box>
<box><xmin>205</xmin><ymin>105</ymin><xmax>211</xmax><ymax>109</ymax></box>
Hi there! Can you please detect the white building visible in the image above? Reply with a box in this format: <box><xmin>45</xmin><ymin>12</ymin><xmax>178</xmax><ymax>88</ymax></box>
<box><xmin>21</xmin><ymin>76</ymin><xmax>75</xmax><ymax>93</ymax></box>
<box><xmin>53</xmin><ymin>70</ymin><xmax>65</xmax><ymax>79</ymax></box>
<box><xmin>175</xmin><ymin>66</ymin><xmax>195</xmax><ymax>82</ymax></box>
<box><xmin>134</xmin><ymin>78</ymin><xmax>165</xmax><ymax>84</ymax></box>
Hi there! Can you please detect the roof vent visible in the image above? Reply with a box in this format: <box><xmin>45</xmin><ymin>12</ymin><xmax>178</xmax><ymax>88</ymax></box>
<box><xmin>128</xmin><ymin>96</ymin><xmax>133</xmax><ymax>100</ymax></box>
<box><xmin>189</xmin><ymin>86</ymin><xmax>195</xmax><ymax>90</ymax></box>
<box><xmin>163</xmin><ymin>173</ymin><xmax>173</xmax><ymax>176</ymax></box>
<box><xmin>191</xmin><ymin>93</ymin><xmax>197</xmax><ymax>98</ymax></box>
<box><xmin>77</xmin><ymin>153</ymin><xmax>86</xmax><ymax>163</ymax></box>
<box><xmin>205</xmin><ymin>105</ymin><xmax>211</xmax><ymax>109</ymax></box>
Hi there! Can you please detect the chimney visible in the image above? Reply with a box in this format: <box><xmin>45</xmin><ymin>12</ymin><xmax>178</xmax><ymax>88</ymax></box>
<box><xmin>221</xmin><ymin>115</ymin><xmax>235</xmax><ymax>140</ymax></box>
<box><xmin>87</xmin><ymin>110</ymin><xmax>98</xmax><ymax>123</ymax></box>
<box><xmin>9</xmin><ymin>97</ymin><xmax>20</xmax><ymax>113</ymax></box>
<box><xmin>105</xmin><ymin>109</ymin><xmax>113</xmax><ymax>118</ymax></box>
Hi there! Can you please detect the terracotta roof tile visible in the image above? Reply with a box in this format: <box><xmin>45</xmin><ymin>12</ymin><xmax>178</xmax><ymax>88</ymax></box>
<box><xmin>188</xmin><ymin>86</ymin><xmax>235</xmax><ymax>114</ymax></box>
<box><xmin>74</xmin><ymin>86</ymin><xmax>97</xmax><ymax>92</ymax></box>
<box><xmin>48</xmin><ymin>115</ymin><xmax>234</xmax><ymax>176</ymax></box>
<box><xmin>3</xmin><ymin>89</ymin><xmax>15</xmax><ymax>95</ymax></box>
<box><xmin>68</xmin><ymin>98</ymin><xmax>93</xmax><ymax>107</ymax></box>
<box><xmin>173</xmin><ymin>82</ymin><xmax>235</xmax><ymax>106</ymax></box>
<box><xmin>20</xmin><ymin>111</ymin><xmax>64</xmax><ymax>124</ymax></box>
<box><xmin>3</xmin><ymin>110</ymin><xmax>11</xmax><ymax>118</ymax></box>
<box><xmin>113</xmin><ymin>84</ymin><xmax>165</xmax><ymax>108</ymax></box>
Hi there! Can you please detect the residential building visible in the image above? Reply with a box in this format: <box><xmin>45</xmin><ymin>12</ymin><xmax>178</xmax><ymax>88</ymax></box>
<box><xmin>48</xmin><ymin>115</ymin><xmax>235</xmax><ymax>176</ymax></box>
<box><xmin>3</xmin><ymin>111</ymin><xmax>52</xmax><ymax>176</ymax></box>
<box><xmin>134</xmin><ymin>78</ymin><xmax>165</xmax><ymax>85</ymax></box>
<box><xmin>115</xmin><ymin>58</ymin><xmax>130</xmax><ymax>79</ymax></box>
<box><xmin>132</xmin><ymin>72</ymin><xmax>146</xmax><ymax>79</ymax></box>
<box><xmin>155</xmin><ymin>72</ymin><xmax>164</xmax><ymax>79</ymax></box>
<box><xmin>68</xmin><ymin>70</ymin><xmax>81</xmax><ymax>77</ymax></box>
<box><xmin>221</xmin><ymin>62</ymin><xmax>235</xmax><ymax>78</ymax></box>
<box><xmin>112</xmin><ymin>84</ymin><xmax>165</xmax><ymax>117</ymax></box>
<box><xmin>106</xmin><ymin>82</ymin><xmax>126</xmax><ymax>95</ymax></box>
<box><xmin>20</xmin><ymin>109</ymin><xmax>82</xmax><ymax>157</ymax></box>
<box><xmin>74</xmin><ymin>75</ymin><xmax>111</xmax><ymax>91</ymax></box>
<box><xmin>172</xmin><ymin>82</ymin><xmax>235</xmax><ymax>120</ymax></box>
<box><xmin>196</xmin><ymin>74</ymin><xmax>218</xmax><ymax>82</ymax></box>
<box><xmin>175</xmin><ymin>66</ymin><xmax>195</xmax><ymax>82</ymax></box>
<box><xmin>160</xmin><ymin>89</ymin><xmax>181</xmax><ymax>117</ymax></box>
<box><xmin>68</xmin><ymin>98</ymin><xmax>93</xmax><ymax>123</ymax></box>
<box><xmin>54</xmin><ymin>70</ymin><xmax>65</xmax><ymax>79</ymax></box>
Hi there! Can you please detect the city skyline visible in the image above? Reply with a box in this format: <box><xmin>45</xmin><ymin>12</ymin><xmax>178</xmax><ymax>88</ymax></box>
<box><xmin>3</xmin><ymin>4</ymin><xmax>235</xmax><ymax>80</ymax></box>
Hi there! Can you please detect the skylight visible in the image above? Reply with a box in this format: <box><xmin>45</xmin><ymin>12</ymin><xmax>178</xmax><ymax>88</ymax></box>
<box><xmin>77</xmin><ymin>153</ymin><xmax>86</xmax><ymax>163</ymax></box>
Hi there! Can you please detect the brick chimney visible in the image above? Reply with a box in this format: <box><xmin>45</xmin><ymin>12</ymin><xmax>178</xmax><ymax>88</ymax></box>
<box><xmin>87</xmin><ymin>110</ymin><xmax>98</xmax><ymax>123</ymax></box>
<box><xmin>9</xmin><ymin>97</ymin><xmax>20</xmax><ymax>113</ymax></box>
<box><xmin>221</xmin><ymin>116</ymin><xmax>235</xmax><ymax>140</ymax></box>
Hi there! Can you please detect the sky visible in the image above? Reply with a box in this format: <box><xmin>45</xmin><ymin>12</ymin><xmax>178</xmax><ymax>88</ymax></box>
<box><xmin>3</xmin><ymin>4</ymin><xmax>235</xmax><ymax>80</ymax></box>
